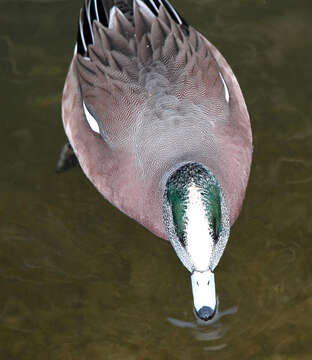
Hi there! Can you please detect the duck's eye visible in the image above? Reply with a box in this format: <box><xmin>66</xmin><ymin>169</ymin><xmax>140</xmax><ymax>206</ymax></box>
<box><xmin>82</xmin><ymin>101</ymin><xmax>100</xmax><ymax>134</ymax></box>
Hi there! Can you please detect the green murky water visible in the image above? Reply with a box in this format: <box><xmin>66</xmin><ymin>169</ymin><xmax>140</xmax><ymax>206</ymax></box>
<box><xmin>1</xmin><ymin>0</ymin><xmax>312</xmax><ymax>359</ymax></box>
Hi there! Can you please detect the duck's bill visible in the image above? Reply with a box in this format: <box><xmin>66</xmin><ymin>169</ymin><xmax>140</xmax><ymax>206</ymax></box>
<box><xmin>191</xmin><ymin>270</ymin><xmax>216</xmax><ymax>321</ymax></box>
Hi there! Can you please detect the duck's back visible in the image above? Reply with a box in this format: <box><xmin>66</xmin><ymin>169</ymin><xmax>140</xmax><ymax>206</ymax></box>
<box><xmin>62</xmin><ymin>0</ymin><xmax>252</xmax><ymax>239</ymax></box>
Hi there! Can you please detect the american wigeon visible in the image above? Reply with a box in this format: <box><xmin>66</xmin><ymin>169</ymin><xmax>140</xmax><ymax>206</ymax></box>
<box><xmin>59</xmin><ymin>0</ymin><xmax>252</xmax><ymax>321</ymax></box>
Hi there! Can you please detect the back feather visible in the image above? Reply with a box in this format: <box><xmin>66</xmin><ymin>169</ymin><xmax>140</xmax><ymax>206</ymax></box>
<box><xmin>77</xmin><ymin>0</ymin><xmax>188</xmax><ymax>57</ymax></box>
<box><xmin>75</xmin><ymin>0</ymin><xmax>230</xmax><ymax>178</ymax></box>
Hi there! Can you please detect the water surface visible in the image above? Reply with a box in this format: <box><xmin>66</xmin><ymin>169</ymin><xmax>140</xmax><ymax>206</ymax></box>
<box><xmin>1</xmin><ymin>0</ymin><xmax>312</xmax><ymax>359</ymax></box>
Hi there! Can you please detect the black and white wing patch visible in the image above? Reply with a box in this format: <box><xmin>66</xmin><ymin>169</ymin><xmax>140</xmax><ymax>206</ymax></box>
<box><xmin>76</xmin><ymin>0</ymin><xmax>188</xmax><ymax>58</ymax></box>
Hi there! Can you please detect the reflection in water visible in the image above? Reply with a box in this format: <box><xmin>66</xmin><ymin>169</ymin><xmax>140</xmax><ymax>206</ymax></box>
<box><xmin>168</xmin><ymin>303</ymin><xmax>238</xmax><ymax>351</ymax></box>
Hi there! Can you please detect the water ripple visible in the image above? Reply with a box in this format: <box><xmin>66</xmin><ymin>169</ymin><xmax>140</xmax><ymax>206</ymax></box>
<box><xmin>167</xmin><ymin>303</ymin><xmax>238</xmax><ymax>351</ymax></box>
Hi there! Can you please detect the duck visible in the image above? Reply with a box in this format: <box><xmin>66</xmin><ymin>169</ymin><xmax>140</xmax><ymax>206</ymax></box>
<box><xmin>59</xmin><ymin>0</ymin><xmax>252</xmax><ymax>321</ymax></box>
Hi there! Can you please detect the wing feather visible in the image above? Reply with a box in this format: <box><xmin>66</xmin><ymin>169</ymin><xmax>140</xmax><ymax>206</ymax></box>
<box><xmin>75</xmin><ymin>0</ymin><xmax>229</xmax><ymax>150</ymax></box>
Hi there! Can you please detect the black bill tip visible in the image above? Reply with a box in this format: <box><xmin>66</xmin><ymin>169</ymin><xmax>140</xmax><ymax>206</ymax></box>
<box><xmin>195</xmin><ymin>306</ymin><xmax>216</xmax><ymax>321</ymax></box>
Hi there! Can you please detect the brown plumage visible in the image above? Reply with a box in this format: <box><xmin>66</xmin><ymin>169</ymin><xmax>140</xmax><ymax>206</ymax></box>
<box><xmin>63</xmin><ymin>0</ymin><xmax>252</xmax><ymax>238</ymax></box>
<box><xmin>61</xmin><ymin>0</ymin><xmax>252</xmax><ymax>320</ymax></box>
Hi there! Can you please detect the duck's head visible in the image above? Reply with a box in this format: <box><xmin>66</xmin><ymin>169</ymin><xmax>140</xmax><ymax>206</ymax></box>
<box><xmin>163</xmin><ymin>162</ymin><xmax>230</xmax><ymax>321</ymax></box>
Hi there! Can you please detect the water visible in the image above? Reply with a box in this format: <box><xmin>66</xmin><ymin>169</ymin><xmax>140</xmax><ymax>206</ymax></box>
<box><xmin>1</xmin><ymin>0</ymin><xmax>312</xmax><ymax>359</ymax></box>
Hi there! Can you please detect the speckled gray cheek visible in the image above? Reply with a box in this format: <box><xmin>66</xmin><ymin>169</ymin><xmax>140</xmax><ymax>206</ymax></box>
<box><xmin>163</xmin><ymin>188</ymin><xmax>195</xmax><ymax>272</ymax></box>
<box><xmin>210</xmin><ymin>186</ymin><xmax>230</xmax><ymax>270</ymax></box>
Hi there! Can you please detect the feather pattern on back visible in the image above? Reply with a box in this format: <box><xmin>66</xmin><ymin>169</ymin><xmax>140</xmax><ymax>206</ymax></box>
<box><xmin>76</xmin><ymin>0</ymin><xmax>231</xmax><ymax>180</ymax></box>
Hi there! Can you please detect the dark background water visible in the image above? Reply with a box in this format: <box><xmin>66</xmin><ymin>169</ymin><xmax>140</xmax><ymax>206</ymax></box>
<box><xmin>1</xmin><ymin>0</ymin><xmax>312</xmax><ymax>359</ymax></box>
